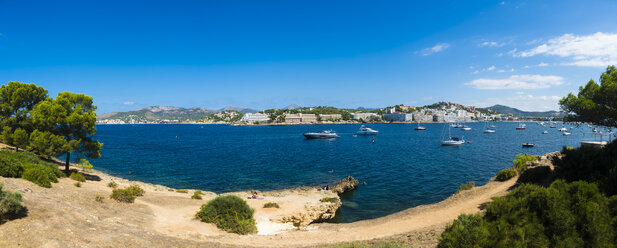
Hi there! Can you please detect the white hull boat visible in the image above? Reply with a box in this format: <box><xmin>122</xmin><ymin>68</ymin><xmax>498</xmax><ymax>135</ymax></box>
<box><xmin>356</xmin><ymin>125</ymin><xmax>378</xmax><ymax>135</ymax></box>
<box><xmin>303</xmin><ymin>130</ymin><xmax>340</xmax><ymax>139</ymax></box>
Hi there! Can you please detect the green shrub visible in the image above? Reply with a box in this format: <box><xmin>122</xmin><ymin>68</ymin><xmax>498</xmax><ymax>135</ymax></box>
<box><xmin>512</xmin><ymin>154</ymin><xmax>537</xmax><ymax>174</ymax></box>
<box><xmin>73</xmin><ymin>182</ymin><xmax>81</xmax><ymax>187</ymax></box>
<box><xmin>495</xmin><ymin>168</ymin><xmax>517</xmax><ymax>181</ymax></box>
<box><xmin>320</xmin><ymin>197</ymin><xmax>339</xmax><ymax>203</ymax></box>
<box><xmin>0</xmin><ymin>183</ymin><xmax>25</xmax><ymax>222</ymax></box>
<box><xmin>438</xmin><ymin>180</ymin><xmax>616</xmax><ymax>247</ymax></box>
<box><xmin>517</xmin><ymin>166</ymin><xmax>552</xmax><ymax>185</ymax></box>
<box><xmin>191</xmin><ymin>191</ymin><xmax>202</xmax><ymax>199</ymax></box>
<box><xmin>195</xmin><ymin>195</ymin><xmax>257</xmax><ymax>234</ymax></box>
<box><xmin>110</xmin><ymin>188</ymin><xmax>137</xmax><ymax>203</ymax></box>
<box><xmin>167</xmin><ymin>188</ymin><xmax>174</xmax><ymax>191</ymax></box>
<box><xmin>70</xmin><ymin>172</ymin><xmax>86</xmax><ymax>182</ymax></box>
<box><xmin>263</xmin><ymin>202</ymin><xmax>279</xmax><ymax>208</ymax></box>
<box><xmin>176</xmin><ymin>189</ymin><xmax>188</xmax><ymax>193</ymax></box>
<box><xmin>553</xmin><ymin>142</ymin><xmax>617</xmax><ymax>196</ymax></box>
<box><xmin>126</xmin><ymin>185</ymin><xmax>145</xmax><ymax>196</ymax></box>
<box><xmin>95</xmin><ymin>194</ymin><xmax>104</xmax><ymax>203</ymax></box>
<box><xmin>107</xmin><ymin>182</ymin><xmax>117</xmax><ymax>188</ymax></box>
<box><xmin>21</xmin><ymin>163</ymin><xmax>58</xmax><ymax>188</ymax></box>
<box><xmin>0</xmin><ymin>154</ymin><xmax>23</xmax><ymax>177</ymax></box>
<box><xmin>457</xmin><ymin>181</ymin><xmax>475</xmax><ymax>191</ymax></box>
<box><xmin>194</xmin><ymin>190</ymin><xmax>203</xmax><ymax>195</ymax></box>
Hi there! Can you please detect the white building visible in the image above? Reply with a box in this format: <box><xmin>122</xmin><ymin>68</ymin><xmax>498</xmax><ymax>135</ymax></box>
<box><xmin>241</xmin><ymin>113</ymin><xmax>269</xmax><ymax>122</ymax></box>
<box><xmin>351</xmin><ymin>113</ymin><xmax>379</xmax><ymax>120</ymax></box>
<box><xmin>383</xmin><ymin>113</ymin><xmax>413</xmax><ymax>122</ymax></box>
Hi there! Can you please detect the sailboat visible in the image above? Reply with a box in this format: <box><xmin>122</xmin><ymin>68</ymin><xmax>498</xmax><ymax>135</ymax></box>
<box><xmin>516</xmin><ymin>123</ymin><xmax>526</xmax><ymax>130</ymax></box>
<box><xmin>414</xmin><ymin>122</ymin><xmax>426</xmax><ymax>130</ymax></box>
<box><xmin>484</xmin><ymin>122</ymin><xmax>495</xmax><ymax>133</ymax></box>
<box><xmin>441</xmin><ymin>124</ymin><xmax>464</xmax><ymax>146</ymax></box>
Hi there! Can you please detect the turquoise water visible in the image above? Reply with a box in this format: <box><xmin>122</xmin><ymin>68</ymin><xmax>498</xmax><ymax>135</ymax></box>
<box><xmin>91</xmin><ymin>122</ymin><xmax>601</xmax><ymax>222</ymax></box>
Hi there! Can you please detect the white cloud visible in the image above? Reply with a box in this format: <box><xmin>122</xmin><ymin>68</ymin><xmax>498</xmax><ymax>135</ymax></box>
<box><xmin>466</xmin><ymin>74</ymin><xmax>565</xmax><ymax>90</ymax></box>
<box><xmin>419</xmin><ymin>43</ymin><xmax>450</xmax><ymax>56</ymax></box>
<box><xmin>475</xmin><ymin>94</ymin><xmax>562</xmax><ymax>111</ymax></box>
<box><xmin>479</xmin><ymin>41</ymin><xmax>505</xmax><ymax>47</ymax></box>
<box><xmin>486</xmin><ymin>65</ymin><xmax>496</xmax><ymax>71</ymax></box>
<box><xmin>537</xmin><ymin>62</ymin><xmax>549</xmax><ymax>67</ymax></box>
<box><xmin>123</xmin><ymin>101</ymin><xmax>135</xmax><ymax>105</ymax></box>
<box><xmin>516</xmin><ymin>32</ymin><xmax>617</xmax><ymax>67</ymax></box>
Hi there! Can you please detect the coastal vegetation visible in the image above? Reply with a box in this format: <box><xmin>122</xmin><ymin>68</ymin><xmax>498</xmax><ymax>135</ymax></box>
<box><xmin>263</xmin><ymin>202</ymin><xmax>279</xmax><ymax>208</ymax></box>
<box><xmin>512</xmin><ymin>154</ymin><xmax>537</xmax><ymax>174</ymax></box>
<box><xmin>320</xmin><ymin>197</ymin><xmax>339</xmax><ymax>203</ymax></box>
<box><xmin>457</xmin><ymin>181</ymin><xmax>475</xmax><ymax>191</ymax></box>
<box><xmin>110</xmin><ymin>185</ymin><xmax>145</xmax><ymax>203</ymax></box>
<box><xmin>0</xmin><ymin>81</ymin><xmax>102</xmax><ymax>174</ymax></box>
<box><xmin>69</xmin><ymin>172</ymin><xmax>86</xmax><ymax>182</ymax></box>
<box><xmin>0</xmin><ymin>150</ymin><xmax>63</xmax><ymax>188</ymax></box>
<box><xmin>0</xmin><ymin>182</ymin><xmax>24</xmax><ymax>223</ymax></box>
<box><xmin>107</xmin><ymin>181</ymin><xmax>117</xmax><ymax>188</ymax></box>
<box><xmin>195</xmin><ymin>195</ymin><xmax>257</xmax><ymax>235</ymax></box>
<box><xmin>73</xmin><ymin>182</ymin><xmax>81</xmax><ymax>187</ymax></box>
<box><xmin>495</xmin><ymin>168</ymin><xmax>516</xmax><ymax>181</ymax></box>
<box><xmin>191</xmin><ymin>190</ymin><xmax>202</xmax><ymax>199</ymax></box>
<box><xmin>95</xmin><ymin>194</ymin><xmax>104</xmax><ymax>203</ymax></box>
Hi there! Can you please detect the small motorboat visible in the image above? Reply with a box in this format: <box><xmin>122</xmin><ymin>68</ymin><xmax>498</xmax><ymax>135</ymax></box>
<box><xmin>356</xmin><ymin>125</ymin><xmax>378</xmax><ymax>135</ymax></box>
<box><xmin>563</xmin><ymin>132</ymin><xmax>572</xmax><ymax>136</ymax></box>
<box><xmin>542</xmin><ymin>130</ymin><xmax>548</xmax><ymax>134</ymax></box>
<box><xmin>516</xmin><ymin>123</ymin><xmax>526</xmax><ymax>130</ymax></box>
<box><xmin>462</xmin><ymin>126</ymin><xmax>471</xmax><ymax>131</ymax></box>
<box><xmin>558</xmin><ymin>127</ymin><xmax>567</xmax><ymax>132</ymax></box>
<box><xmin>303</xmin><ymin>130</ymin><xmax>340</xmax><ymax>139</ymax></box>
<box><xmin>522</xmin><ymin>143</ymin><xmax>535</xmax><ymax>147</ymax></box>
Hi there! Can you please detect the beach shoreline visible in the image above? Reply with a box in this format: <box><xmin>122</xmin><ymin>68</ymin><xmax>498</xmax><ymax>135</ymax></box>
<box><xmin>0</xmin><ymin>146</ymin><xmax>560</xmax><ymax>247</ymax></box>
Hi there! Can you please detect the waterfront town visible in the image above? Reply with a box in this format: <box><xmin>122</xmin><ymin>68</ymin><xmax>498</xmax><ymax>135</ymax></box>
<box><xmin>96</xmin><ymin>102</ymin><xmax>518</xmax><ymax>125</ymax></box>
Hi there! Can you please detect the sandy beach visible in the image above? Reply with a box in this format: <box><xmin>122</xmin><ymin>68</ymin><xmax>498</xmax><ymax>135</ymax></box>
<box><xmin>0</xmin><ymin>153</ymin><xmax>520</xmax><ymax>248</ymax></box>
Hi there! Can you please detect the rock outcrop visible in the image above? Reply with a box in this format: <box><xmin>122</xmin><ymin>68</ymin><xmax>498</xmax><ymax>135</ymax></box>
<box><xmin>277</xmin><ymin>199</ymin><xmax>342</xmax><ymax>227</ymax></box>
<box><xmin>331</xmin><ymin>176</ymin><xmax>359</xmax><ymax>194</ymax></box>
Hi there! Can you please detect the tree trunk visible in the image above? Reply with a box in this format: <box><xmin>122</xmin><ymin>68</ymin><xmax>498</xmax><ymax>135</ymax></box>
<box><xmin>65</xmin><ymin>152</ymin><xmax>71</xmax><ymax>174</ymax></box>
<box><xmin>15</xmin><ymin>146</ymin><xmax>18</xmax><ymax>152</ymax></box>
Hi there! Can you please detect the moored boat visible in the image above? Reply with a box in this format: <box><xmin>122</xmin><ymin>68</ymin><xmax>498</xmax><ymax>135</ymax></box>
<box><xmin>516</xmin><ymin>123</ymin><xmax>526</xmax><ymax>130</ymax></box>
<box><xmin>522</xmin><ymin>142</ymin><xmax>535</xmax><ymax>147</ymax></box>
<box><xmin>303</xmin><ymin>130</ymin><xmax>340</xmax><ymax>139</ymax></box>
<box><xmin>356</xmin><ymin>125</ymin><xmax>378</xmax><ymax>135</ymax></box>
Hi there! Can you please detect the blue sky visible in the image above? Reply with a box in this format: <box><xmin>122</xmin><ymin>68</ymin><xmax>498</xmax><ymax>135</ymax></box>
<box><xmin>1</xmin><ymin>0</ymin><xmax>617</xmax><ymax>113</ymax></box>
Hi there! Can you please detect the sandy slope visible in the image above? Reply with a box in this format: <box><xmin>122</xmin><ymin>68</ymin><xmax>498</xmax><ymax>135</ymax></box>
<box><xmin>0</xmin><ymin>157</ymin><xmax>517</xmax><ymax>248</ymax></box>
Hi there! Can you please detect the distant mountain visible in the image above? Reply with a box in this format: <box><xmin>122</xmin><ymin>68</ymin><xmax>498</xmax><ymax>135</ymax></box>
<box><xmin>98</xmin><ymin>106</ymin><xmax>215</xmax><ymax>123</ymax></box>
<box><xmin>284</xmin><ymin>104</ymin><xmax>300</xmax><ymax>110</ymax></box>
<box><xmin>217</xmin><ymin>105</ymin><xmax>257</xmax><ymax>114</ymax></box>
<box><xmin>482</xmin><ymin>105</ymin><xmax>564</xmax><ymax>118</ymax></box>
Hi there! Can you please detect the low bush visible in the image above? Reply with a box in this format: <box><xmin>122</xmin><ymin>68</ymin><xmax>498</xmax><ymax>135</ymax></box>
<box><xmin>263</xmin><ymin>202</ymin><xmax>279</xmax><ymax>208</ymax></box>
<box><xmin>110</xmin><ymin>188</ymin><xmax>136</xmax><ymax>203</ymax></box>
<box><xmin>195</xmin><ymin>195</ymin><xmax>257</xmax><ymax>234</ymax></box>
<box><xmin>95</xmin><ymin>194</ymin><xmax>104</xmax><ymax>203</ymax></box>
<box><xmin>21</xmin><ymin>163</ymin><xmax>59</xmax><ymax>188</ymax></box>
<box><xmin>176</xmin><ymin>189</ymin><xmax>188</xmax><ymax>193</ymax></box>
<box><xmin>457</xmin><ymin>181</ymin><xmax>475</xmax><ymax>191</ymax></box>
<box><xmin>495</xmin><ymin>168</ymin><xmax>517</xmax><ymax>181</ymax></box>
<box><xmin>1</xmin><ymin>150</ymin><xmax>63</xmax><ymax>188</ymax></box>
<box><xmin>191</xmin><ymin>191</ymin><xmax>202</xmax><ymax>199</ymax></box>
<box><xmin>167</xmin><ymin>188</ymin><xmax>174</xmax><ymax>191</ymax></box>
<box><xmin>107</xmin><ymin>182</ymin><xmax>117</xmax><ymax>188</ymax></box>
<box><xmin>0</xmin><ymin>154</ymin><xmax>23</xmax><ymax>178</ymax></box>
<box><xmin>70</xmin><ymin>172</ymin><xmax>86</xmax><ymax>182</ymax></box>
<box><xmin>517</xmin><ymin>166</ymin><xmax>552</xmax><ymax>185</ymax></box>
<box><xmin>126</xmin><ymin>185</ymin><xmax>145</xmax><ymax>196</ymax></box>
<box><xmin>0</xmin><ymin>182</ymin><xmax>25</xmax><ymax>222</ymax></box>
<box><xmin>512</xmin><ymin>154</ymin><xmax>537</xmax><ymax>174</ymax></box>
<box><xmin>73</xmin><ymin>182</ymin><xmax>81</xmax><ymax>187</ymax></box>
<box><xmin>320</xmin><ymin>197</ymin><xmax>339</xmax><ymax>203</ymax></box>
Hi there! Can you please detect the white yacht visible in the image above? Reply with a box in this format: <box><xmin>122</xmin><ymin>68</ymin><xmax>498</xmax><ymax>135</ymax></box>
<box><xmin>563</xmin><ymin>131</ymin><xmax>572</xmax><ymax>136</ymax></box>
<box><xmin>462</xmin><ymin>126</ymin><xmax>472</xmax><ymax>131</ymax></box>
<box><xmin>516</xmin><ymin>123</ymin><xmax>526</xmax><ymax>130</ymax></box>
<box><xmin>356</xmin><ymin>125</ymin><xmax>378</xmax><ymax>135</ymax></box>
<box><xmin>414</xmin><ymin>122</ymin><xmax>426</xmax><ymax>130</ymax></box>
<box><xmin>542</xmin><ymin>130</ymin><xmax>549</xmax><ymax>134</ymax></box>
<box><xmin>558</xmin><ymin>127</ymin><xmax>567</xmax><ymax>132</ymax></box>
<box><xmin>303</xmin><ymin>130</ymin><xmax>340</xmax><ymax>139</ymax></box>
<box><xmin>484</xmin><ymin>122</ymin><xmax>495</xmax><ymax>133</ymax></box>
<box><xmin>484</xmin><ymin>129</ymin><xmax>495</xmax><ymax>133</ymax></box>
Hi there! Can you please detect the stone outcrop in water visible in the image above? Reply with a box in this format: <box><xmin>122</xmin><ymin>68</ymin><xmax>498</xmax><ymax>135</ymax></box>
<box><xmin>331</xmin><ymin>176</ymin><xmax>359</xmax><ymax>194</ymax></box>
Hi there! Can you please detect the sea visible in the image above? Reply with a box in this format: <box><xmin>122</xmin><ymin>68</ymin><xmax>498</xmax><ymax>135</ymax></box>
<box><xmin>90</xmin><ymin>122</ymin><xmax>607</xmax><ymax>222</ymax></box>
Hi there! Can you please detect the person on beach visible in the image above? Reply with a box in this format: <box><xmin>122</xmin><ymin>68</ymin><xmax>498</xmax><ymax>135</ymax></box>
<box><xmin>252</xmin><ymin>192</ymin><xmax>258</xmax><ymax>199</ymax></box>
